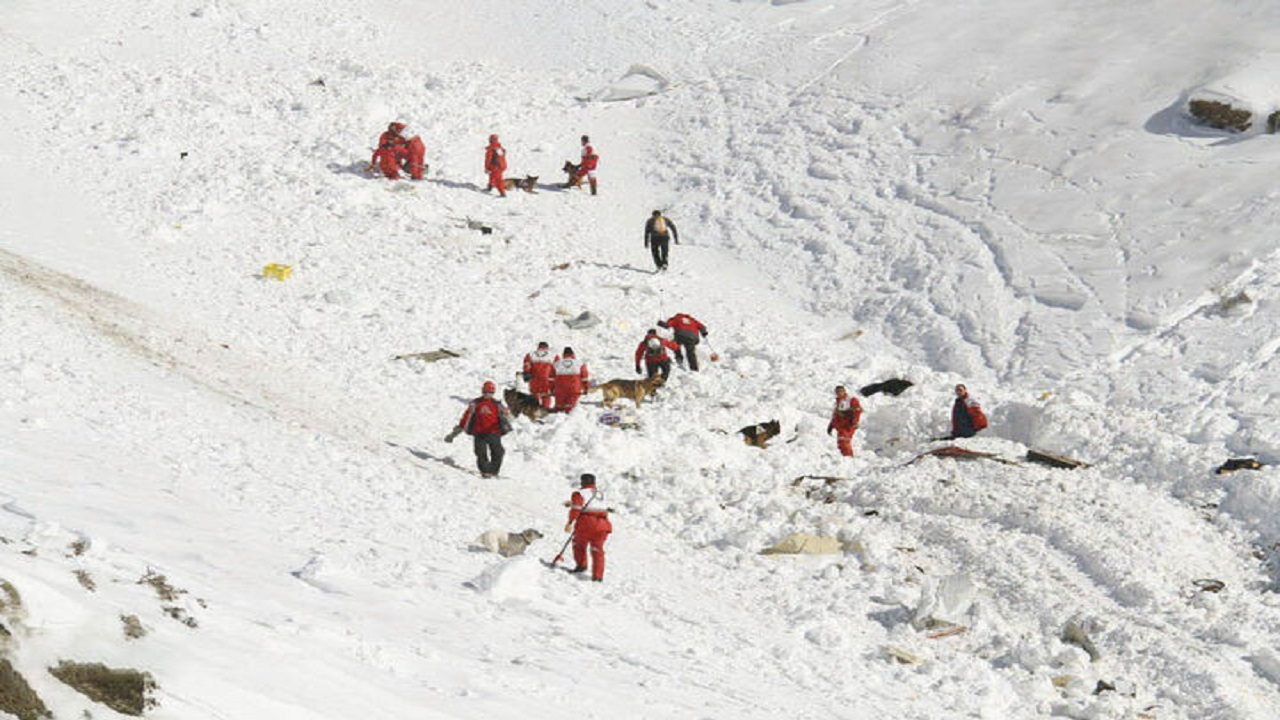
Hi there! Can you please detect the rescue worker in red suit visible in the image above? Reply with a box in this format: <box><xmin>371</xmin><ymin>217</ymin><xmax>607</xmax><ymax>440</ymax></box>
<box><xmin>827</xmin><ymin>385</ymin><xmax>863</xmax><ymax>457</ymax></box>
<box><xmin>369</xmin><ymin>122</ymin><xmax>426</xmax><ymax>180</ymax></box>
<box><xmin>564</xmin><ymin>473</ymin><xmax>612</xmax><ymax>581</ymax></box>
<box><xmin>522</xmin><ymin>341</ymin><xmax>557</xmax><ymax>409</ymax></box>
<box><xmin>551</xmin><ymin>347</ymin><xmax>589</xmax><ymax>412</ymax></box>
<box><xmin>657</xmin><ymin>312</ymin><xmax>707</xmax><ymax>371</ymax></box>
<box><xmin>484</xmin><ymin>134</ymin><xmax>507</xmax><ymax>197</ymax></box>
<box><xmin>634</xmin><ymin>328</ymin><xmax>682</xmax><ymax>381</ymax></box>
<box><xmin>572</xmin><ymin>135</ymin><xmax>599</xmax><ymax>195</ymax></box>
<box><xmin>444</xmin><ymin>381</ymin><xmax>512</xmax><ymax>478</ymax></box>
<box><xmin>950</xmin><ymin>383</ymin><xmax>988</xmax><ymax>439</ymax></box>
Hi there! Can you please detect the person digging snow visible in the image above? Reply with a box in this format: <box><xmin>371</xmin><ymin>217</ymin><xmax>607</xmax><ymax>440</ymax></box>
<box><xmin>445</xmin><ymin>380</ymin><xmax>512</xmax><ymax>478</ymax></box>
<box><xmin>950</xmin><ymin>383</ymin><xmax>988</xmax><ymax>439</ymax></box>
<box><xmin>635</xmin><ymin>328</ymin><xmax>682</xmax><ymax>381</ymax></box>
<box><xmin>564</xmin><ymin>473</ymin><xmax>612</xmax><ymax>582</ymax></box>
<box><xmin>644</xmin><ymin>210</ymin><xmax>678</xmax><ymax>272</ymax></box>
<box><xmin>522</xmin><ymin>341</ymin><xmax>557</xmax><ymax>409</ymax></box>
<box><xmin>368</xmin><ymin>122</ymin><xmax>426</xmax><ymax>180</ymax></box>
<box><xmin>827</xmin><ymin>385</ymin><xmax>863</xmax><ymax>457</ymax></box>
<box><xmin>484</xmin><ymin>133</ymin><xmax>508</xmax><ymax>197</ymax></box>
<box><xmin>551</xmin><ymin>347</ymin><xmax>589</xmax><ymax>412</ymax></box>
<box><xmin>657</xmin><ymin>312</ymin><xmax>707</xmax><ymax>371</ymax></box>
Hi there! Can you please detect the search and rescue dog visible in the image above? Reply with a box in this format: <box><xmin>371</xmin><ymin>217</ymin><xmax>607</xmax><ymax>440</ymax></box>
<box><xmin>739</xmin><ymin>420</ymin><xmax>782</xmax><ymax>448</ymax></box>
<box><xmin>469</xmin><ymin>528</ymin><xmax>545</xmax><ymax>557</ymax></box>
<box><xmin>590</xmin><ymin>375</ymin><xmax>665</xmax><ymax>408</ymax></box>
<box><xmin>562</xmin><ymin>161</ymin><xmax>582</xmax><ymax>188</ymax></box>
<box><xmin>502</xmin><ymin>174</ymin><xmax>540</xmax><ymax>193</ymax></box>
<box><xmin>504</xmin><ymin>388</ymin><xmax>548</xmax><ymax>422</ymax></box>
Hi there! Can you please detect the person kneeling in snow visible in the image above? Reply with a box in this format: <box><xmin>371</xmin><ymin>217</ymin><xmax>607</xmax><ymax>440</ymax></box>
<box><xmin>564</xmin><ymin>473</ymin><xmax>612</xmax><ymax>582</ymax></box>
<box><xmin>828</xmin><ymin>385</ymin><xmax>863</xmax><ymax>457</ymax></box>
<box><xmin>368</xmin><ymin>122</ymin><xmax>426</xmax><ymax>180</ymax></box>
<box><xmin>950</xmin><ymin>383</ymin><xmax>988</xmax><ymax>439</ymax></box>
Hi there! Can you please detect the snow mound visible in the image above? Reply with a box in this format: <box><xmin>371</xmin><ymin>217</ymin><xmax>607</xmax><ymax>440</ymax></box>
<box><xmin>465</xmin><ymin>557</ymin><xmax>546</xmax><ymax>602</ymax></box>
<box><xmin>593</xmin><ymin>65</ymin><xmax>671</xmax><ymax>102</ymax></box>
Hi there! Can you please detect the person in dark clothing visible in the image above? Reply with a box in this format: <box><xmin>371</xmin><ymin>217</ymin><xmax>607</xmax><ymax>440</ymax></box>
<box><xmin>950</xmin><ymin>383</ymin><xmax>988</xmax><ymax>439</ymax></box>
<box><xmin>657</xmin><ymin>312</ymin><xmax>708</xmax><ymax>371</ymax></box>
<box><xmin>445</xmin><ymin>380</ymin><xmax>512</xmax><ymax>477</ymax></box>
<box><xmin>644</xmin><ymin>210</ymin><xmax>678</xmax><ymax>272</ymax></box>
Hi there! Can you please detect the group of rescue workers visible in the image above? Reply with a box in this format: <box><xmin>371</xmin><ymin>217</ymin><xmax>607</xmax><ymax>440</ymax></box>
<box><xmin>370</xmin><ymin>122</ymin><xmax>990</xmax><ymax>583</ymax></box>
<box><xmin>367</xmin><ymin>123</ymin><xmax>599</xmax><ymax>196</ymax></box>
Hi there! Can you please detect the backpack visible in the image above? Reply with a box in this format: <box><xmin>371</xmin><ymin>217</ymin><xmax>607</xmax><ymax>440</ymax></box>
<box><xmin>653</xmin><ymin>216</ymin><xmax>667</xmax><ymax>234</ymax></box>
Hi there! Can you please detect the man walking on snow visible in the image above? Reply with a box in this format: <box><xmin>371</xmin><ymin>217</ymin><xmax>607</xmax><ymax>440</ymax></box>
<box><xmin>827</xmin><ymin>385</ymin><xmax>863</xmax><ymax>457</ymax></box>
<box><xmin>522</xmin><ymin>341</ymin><xmax>557</xmax><ymax>409</ymax></box>
<box><xmin>445</xmin><ymin>380</ymin><xmax>512</xmax><ymax>477</ymax></box>
<box><xmin>551</xmin><ymin>347</ymin><xmax>589</xmax><ymax>412</ymax></box>
<box><xmin>950</xmin><ymin>383</ymin><xmax>988</xmax><ymax>439</ymax></box>
<box><xmin>564</xmin><ymin>473</ymin><xmax>612</xmax><ymax>581</ymax></box>
<box><xmin>635</xmin><ymin>328</ymin><xmax>682</xmax><ymax>381</ymax></box>
<box><xmin>644</xmin><ymin>210</ymin><xmax>678</xmax><ymax>272</ymax></box>
<box><xmin>484</xmin><ymin>134</ymin><xmax>507</xmax><ymax>197</ymax></box>
<box><xmin>657</xmin><ymin>312</ymin><xmax>708</xmax><ymax>371</ymax></box>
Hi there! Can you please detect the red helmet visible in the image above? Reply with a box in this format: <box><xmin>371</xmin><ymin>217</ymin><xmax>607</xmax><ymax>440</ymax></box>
<box><xmin>482</xmin><ymin>380</ymin><xmax>496</xmax><ymax>394</ymax></box>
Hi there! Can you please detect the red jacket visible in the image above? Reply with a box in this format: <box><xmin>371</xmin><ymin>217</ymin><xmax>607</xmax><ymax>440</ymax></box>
<box><xmin>830</xmin><ymin>395</ymin><xmax>863</xmax><ymax>432</ymax></box>
<box><xmin>568</xmin><ymin>487</ymin><xmax>609</xmax><ymax>523</ymax></box>
<box><xmin>485</xmin><ymin>142</ymin><xmax>507</xmax><ymax>173</ymax></box>
<box><xmin>580</xmin><ymin>143</ymin><xmax>599</xmax><ymax>172</ymax></box>
<box><xmin>372</xmin><ymin>130</ymin><xmax>407</xmax><ymax>165</ymax></box>
<box><xmin>523</xmin><ymin>349</ymin><xmax>557</xmax><ymax>385</ymax></box>
<box><xmin>553</xmin><ymin>356</ymin><xmax>589</xmax><ymax>392</ymax></box>
<box><xmin>662</xmin><ymin>313</ymin><xmax>706</xmax><ymax>336</ymax></box>
<box><xmin>635</xmin><ymin>335</ymin><xmax>680</xmax><ymax>365</ymax></box>
<box><xmin>459</xmin><ymin>396</ymin><xmax>511</xmax><ymax>435</ymax></box>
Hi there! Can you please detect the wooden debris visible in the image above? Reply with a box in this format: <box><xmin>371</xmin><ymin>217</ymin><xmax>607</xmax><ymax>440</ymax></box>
<box><xmin>1026</xmin><ymin>448</ymin><xmax>1089</xmax><ymax>470</ymax></box>
<box><xmin>926</xmin><ymin>624</ymin><xmax>967</xmax><ymax>640</ymax></box>
<box><xmin>393</xmin><ymin>348</ymin><xmax>461</xmax><ymax>363</ymax></box>
<box><xmin>1193</xmin><ymin>578</ymin><xmax>1225</xmax><ymax>593</ymax></box>
<box><xmin>884</xmin><ymin>646</ymin><xmax>924</xmax><ymax>665</ymax></box>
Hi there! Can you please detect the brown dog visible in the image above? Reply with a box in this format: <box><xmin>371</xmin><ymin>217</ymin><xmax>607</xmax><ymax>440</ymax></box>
<box><xmin>590</xmin><ymin>375</ymin><xmax>665</xmax><ymax>408</ymax></box>
<box><xmin>502</xmin><ymin>175</ymin><xmax>539</xmax><ymax>193</ymax></box>
<box><xmin>504</xmin><ymin>388</ymin><xmax>548</xmax><ymax>422</ymax></box>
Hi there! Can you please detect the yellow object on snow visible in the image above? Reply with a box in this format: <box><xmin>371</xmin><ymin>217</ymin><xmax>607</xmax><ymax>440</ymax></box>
<box><xmin>263</xmin><ymin>263</ymin><xmax>292</xmax><ymax>280</ymax></box>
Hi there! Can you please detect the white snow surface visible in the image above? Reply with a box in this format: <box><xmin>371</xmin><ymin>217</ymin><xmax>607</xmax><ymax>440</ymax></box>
<box><xmin>2</xmin><ymin>0</ymin><xmax>1280</xmax><ymax>718</ymax></box>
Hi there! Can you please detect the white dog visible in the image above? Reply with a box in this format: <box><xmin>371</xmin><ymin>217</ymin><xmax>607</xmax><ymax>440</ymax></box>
<box><xmin>469</xmin><ymin>528</ymin><xmax>544</xmax><ymax>557</ymax></box>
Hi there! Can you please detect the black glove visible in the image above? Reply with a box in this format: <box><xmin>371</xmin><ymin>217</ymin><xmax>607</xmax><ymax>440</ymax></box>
<box><xmin>826</xmin><ymin>424</ymin><xmax>834</xmax><ymax>436</ymax></box>
<box><xmin>522</xmin><ymin>371</ymin><xmax>532</xmax><ymax>382</ymax></box>
<box><xmin>700</xmin><ymin>328</ymin><xmax>708</xmax><ymax>338</ymax></box>
<box><xmin>635</xmin><ymin>365</ymin><xmax>643</xmax><ymax>375</ymax></box>
<box><xmin>657</xmin><ymin>320</ymin><xmax>668</xmax><ymax>329</ymax></box>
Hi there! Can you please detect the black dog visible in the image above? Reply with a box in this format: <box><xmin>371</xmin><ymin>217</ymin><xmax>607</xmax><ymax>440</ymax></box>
<box><xmin>739</xmin><ymin>420</ymin><xmax>782</xmax><ymax>448</ymax></box>
<box><xmin>1215</xmin><ymin>458</ymin><xmax>1264</xmax><ymax>475</ymax></box>
<box><xmin>860</xmin><ymin>378</ymin><xmax>914</xmax><ymax>397</ymax></box>
<box><xmin>504</xmin><ymin>388</ymin><xmax>547</xmax><ymax>422</ymax></box>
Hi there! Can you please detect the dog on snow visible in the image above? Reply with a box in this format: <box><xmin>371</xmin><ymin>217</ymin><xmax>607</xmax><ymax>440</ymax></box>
<box><xmin>739</xmin><ymin>419</ymin><xmax>782</xmax><ymax>448</ymax></box>
<box><xmin>469</xmin><ymin>528</ymin><xmax>544</xmax><ymax>557</ymax></box>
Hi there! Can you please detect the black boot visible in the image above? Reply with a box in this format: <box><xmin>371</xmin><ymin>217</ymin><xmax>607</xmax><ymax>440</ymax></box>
<box><xmin>570</xmin><ymin>565</ymin><xmax>587</xmax><ymax>574</ymax></box>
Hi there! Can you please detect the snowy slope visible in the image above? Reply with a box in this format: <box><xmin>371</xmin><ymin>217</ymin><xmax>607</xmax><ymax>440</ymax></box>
<box><xmin>2</xmin><ymin>0</ymin><xmax>1280</xmax><ymax>718</ymax></box>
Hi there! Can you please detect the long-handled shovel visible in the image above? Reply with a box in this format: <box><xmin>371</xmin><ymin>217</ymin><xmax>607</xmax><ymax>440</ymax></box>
<box><xmin>547</xmin><ymin>496</ymin><xmax>593</xmax><ymax>569</ymax></box>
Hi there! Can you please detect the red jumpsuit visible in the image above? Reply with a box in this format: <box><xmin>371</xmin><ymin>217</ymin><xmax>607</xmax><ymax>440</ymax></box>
<box><xmin>567</xmin><ymin>486</ymin><xmax>612</xmax><ymax>580</ymax></box>
<box><xmin>552</xmin><ymin>356</ymin><xmax>589</xmax><ymax>412</ymax></box>
<box><xmin>371</xmin><ymin>128</ymin><xmax>408</xmax><ymax>179</ymax></box>
<box><xmin>523</xmin><ymin>348</ymin><xmax>557</xmax><ymax>408</ymax></box>
<box><xmin>634</xmin><ymin>334</ymin><xmax>681</xmax><ymax>379</ymax></box>
<box><xmin>485</xmin><ymin>139</ymin><xmax>507</xmax><ymax>196</ymax></box>
<box><xmin>830</xmin><ymin>394</ymin><xmax>863</xmax><ymax>456</ymax></box>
